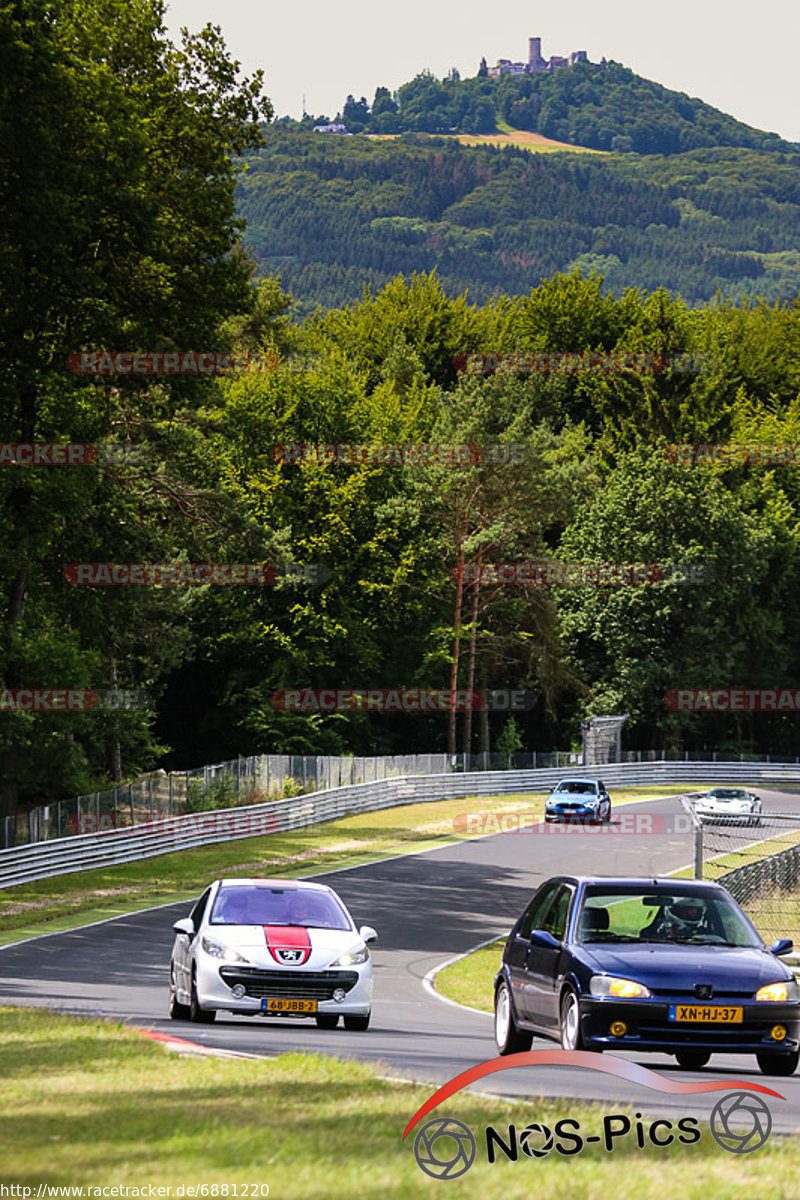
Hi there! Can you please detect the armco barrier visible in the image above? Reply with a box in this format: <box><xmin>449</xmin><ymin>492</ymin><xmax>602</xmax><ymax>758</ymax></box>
<box><xmin>0</xmin><ymin>760</ymin><xmax>798</xmax><ymax>889</ymax></box>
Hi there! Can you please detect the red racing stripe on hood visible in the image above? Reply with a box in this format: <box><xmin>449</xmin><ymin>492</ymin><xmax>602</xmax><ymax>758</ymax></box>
<box><xmin>264</xmin><ymin>925</ymin><xmax>311</xmax><ymax>964</ymax></box>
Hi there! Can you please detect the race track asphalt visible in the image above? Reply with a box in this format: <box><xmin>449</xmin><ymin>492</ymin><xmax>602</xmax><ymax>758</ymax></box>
<box><xmin>2</xmin><ymin>787</ymin><xmax>800</xmax><ymax>1132</ymax></box>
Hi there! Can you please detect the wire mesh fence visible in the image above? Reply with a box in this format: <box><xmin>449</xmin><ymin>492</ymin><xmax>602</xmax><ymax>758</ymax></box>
<box><xmin>692</xmin><ymin>800</ymin><xmax>800</xmax><ymax>948</ymax></box>
<box><xmin>3</xmin><ymin>749</ymin><xmax>587</xmax><ymax>848</ymax></box>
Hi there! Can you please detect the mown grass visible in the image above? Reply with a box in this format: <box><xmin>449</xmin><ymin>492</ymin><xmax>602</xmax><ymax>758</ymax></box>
<box><xmin>0</xmin><ymin>786</ymin><xmax>689</xmax><ymax>945</ymax></box>
<box><xmin>437</xmin><ymin>939</ymin><xmax>506</xmax><ymax>1012</ymax></box>
<box><xmin>2</xmin><ymin>1007</ymin><xmax>798</xmax><ymax>1199</ymax></box>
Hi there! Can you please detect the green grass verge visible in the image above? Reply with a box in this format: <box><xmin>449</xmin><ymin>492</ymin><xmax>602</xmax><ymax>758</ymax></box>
<box><xmin>0</xmin><ymin>786</ymin><xmax>691</xmax><ymax>946</ymax></box>
<box><xmin>2</xmin><ymin>1006</ymin><xmax>798</xmax><ymax>1198</ymax></box>
<box><xmin>437</xmin><ymin>939</ymin><xmax>505</xmax><ymax>1012</ymax></box>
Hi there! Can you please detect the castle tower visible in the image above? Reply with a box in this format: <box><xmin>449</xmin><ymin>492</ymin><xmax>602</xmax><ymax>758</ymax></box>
<box><xmin>528</xmin><ymin>37</ymin><xmax>542</xmax><ymax>64</ymax></box>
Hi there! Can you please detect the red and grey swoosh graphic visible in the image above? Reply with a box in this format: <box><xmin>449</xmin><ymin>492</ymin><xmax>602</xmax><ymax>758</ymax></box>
<box><xmin>264</xmin><ymin>926</ymin><xmax>311</xmax><ymax>965</ymax></box>
<box><xmin>402</xmin><ymin>1050</ymin><xmax>785</xmax><ymax>1139</ymax></box>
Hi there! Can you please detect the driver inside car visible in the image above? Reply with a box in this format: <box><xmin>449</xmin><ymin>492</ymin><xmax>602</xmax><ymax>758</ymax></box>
<box><xmin>641</xmin><ymin>897</ymin><xmax>707</xmax><ymax>941</ymax></box>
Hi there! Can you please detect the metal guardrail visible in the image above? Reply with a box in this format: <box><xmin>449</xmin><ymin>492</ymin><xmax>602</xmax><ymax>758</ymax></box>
<box><xmin>0</xmin><ymin>760</ymin><xmax>798</xmax><ymax>890</ymax></box>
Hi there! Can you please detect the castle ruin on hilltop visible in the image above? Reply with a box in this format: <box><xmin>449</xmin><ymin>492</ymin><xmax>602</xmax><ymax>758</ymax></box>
<box><xmin>487</xmin><ymin>37</ymin><xmax>588</xmax><ymax>78</ymax></box>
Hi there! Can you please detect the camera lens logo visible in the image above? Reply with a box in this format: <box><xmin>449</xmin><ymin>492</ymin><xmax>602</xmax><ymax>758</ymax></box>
<box><xmin>413</xmin><ymin>1117</ymin><xmax>477</xmax><ymax>1179</ymax></box>
<box><xmin>520</xmin><ymin>1122</ymin><xmax>554</xmax><ymax>1157</ymax></box>
<box><xmin>710</xmin><ymin>1091</ymin><xmax>772</xmax><ymax>1154</ymax></box>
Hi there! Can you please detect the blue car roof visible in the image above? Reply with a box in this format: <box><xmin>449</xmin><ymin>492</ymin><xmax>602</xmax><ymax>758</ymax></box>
<box><xmin>547</xmin><ymin>875</ymin><xmax>727</xmax><ymax>891</ymax></box>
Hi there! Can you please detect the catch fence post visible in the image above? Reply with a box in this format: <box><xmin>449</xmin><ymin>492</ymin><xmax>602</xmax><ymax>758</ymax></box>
<box><xmin>694</xmin><ymin>821</ymin><xmax>703</xmax><ymax>879</ymax></box>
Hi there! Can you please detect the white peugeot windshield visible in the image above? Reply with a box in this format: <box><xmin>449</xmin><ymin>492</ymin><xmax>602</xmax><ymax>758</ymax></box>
<box><xmin>210</xmin><ymin>885</ymin><xmax>352</xmax><ymax>929</ymax></box>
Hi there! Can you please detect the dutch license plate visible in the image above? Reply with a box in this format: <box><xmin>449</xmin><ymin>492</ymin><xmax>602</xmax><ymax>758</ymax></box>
<box><xmin>262</xmin><ymin>998</ymin><xmax>317</xmax><ymax>1014</ymax></box>
<box><xmin>668</xmin><ymin>1004</ymin><xmax>743</xmax><ymax>1023</ymax></box>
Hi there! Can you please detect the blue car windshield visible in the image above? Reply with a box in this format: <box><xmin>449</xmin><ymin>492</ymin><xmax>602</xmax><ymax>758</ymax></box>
<box><xmin>210</xmin><ymin>886</ymin><xmax>352</xmax><ymax>929</ymax></box>
<box><xmin>576</xmin><ymin>887</ymin><xmax>762</xmax><ymax>947</ymax></box>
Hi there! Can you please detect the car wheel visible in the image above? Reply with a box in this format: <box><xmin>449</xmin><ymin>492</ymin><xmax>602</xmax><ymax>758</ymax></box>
<box><xmin>560</xmin><ymin>988</ymin><xmax>583</xmax><ymax>1051</ymax></box>
<box><xmin>189</xmin><ymin>969</ymin><xmax>216</xmax><ymax>1023</ymax></box>
<box><xmin>343</xmin><ymin>1012</ymin><xmax>370</xmax><ymax>1031</ymax></box>
<box><xmin>604</xmin><ymin>802</ymin><xmax>611</xmax><ymax>824</ymax></box>
<box><xmin>494</xmin><ymin>980</ymin><xmax>533</xmax><ymax>1055</ymax></box>
<box><xmin>169</xmin><ymin>967</ymin><xmax>190</xmax><ymax>1021</ymax></box>
<box><xmin>674</xmin><ymin>1050</ymin><xmax>710</xmax><ymax>1070</ymax></box>
<box><xmin>756</xmin><ymin>1050</ymin><xmax>799</xmax><ymax>1076</ymax></box>
<box><xmin>315</xmin><ymin>1014</ymin><xmax>339</xmax><ymax>1029</ymax></box>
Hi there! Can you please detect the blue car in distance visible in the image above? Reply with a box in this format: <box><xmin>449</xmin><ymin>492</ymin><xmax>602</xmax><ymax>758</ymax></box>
<box><xmin>544</xmin><ymin>778</ymin><xmax>611</xmax><ymax>824</ymax></box>
<box><xmin>494</xmin><ymin>875</ymin><xmax>800</xmax><ymax>1075</ymax></box>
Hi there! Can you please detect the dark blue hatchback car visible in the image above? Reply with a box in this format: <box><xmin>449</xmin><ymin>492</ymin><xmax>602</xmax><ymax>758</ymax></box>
<box><xmin>494</xmin><ymin>875</ymin><xmax>800</xmax><ymax>1075</ymax></box>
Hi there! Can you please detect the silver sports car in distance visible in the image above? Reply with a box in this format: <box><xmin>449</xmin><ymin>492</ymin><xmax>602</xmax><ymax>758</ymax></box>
<box><xmin>170</xmin><ymin>878</ymin><xmax>377</xmax><ymax>1029</ymax></box>
<box><xmin>693</xmin><ymin>787</ymin><xmax>762</xmax><ymax>826</ymax></box>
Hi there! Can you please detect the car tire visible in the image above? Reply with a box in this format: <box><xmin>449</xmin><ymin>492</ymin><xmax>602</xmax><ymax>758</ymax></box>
<box><xmin>315</xmin><ymin>1014</ymin><xmax>339</xmax><ymax>1029</ymax></box>
<box><xmin>169</xmin><ymin>967</ymin><xmax>190</xmax><ymax>1020</ymax></box>
<box><xmin>343</xmin><ymin>1012</ymin><xmax>370</xmax><ymax>1031</ymax></box>
<box><xmin>674</xmin><ymin>1050</ymin><xmax>710</xmax><ymax>1070</ymax></box>
<box><xmin>189</xmin><ymin>969</ymin><xmax>216</xmax><ymax>1023</ymax></box>
<box><xmin>603</xmin><ymin>803</ymin><xmax>611</xmax><ymax>824</ymax></box>
<box><xmin>756</xmin><ymin>1050</ymin><xmax>799</xmax><ymax>1076</ymax></box>
<box><xmin>494</xmin><ymin>980</ymin><xmax>533</xmax><ymax>1055</ymax></box>
<box><xmin>560</xmin><ymin>987</ymin><xmax>583</xmax><ymax>1051</ymax></box>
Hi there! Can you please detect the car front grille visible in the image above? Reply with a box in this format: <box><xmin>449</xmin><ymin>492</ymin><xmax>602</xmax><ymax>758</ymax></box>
<box><xmin>634</xmin><ymin>1023</ymin><xmax>767</xmax><ymax>1046</ymax></box>
<box><xmin>218</xmin><ymin>967</ymin><xmax>359</xmax><ymax>1000</ymax></box>
<box><xmin>650</xmin><ymin>989</ymin><xmax>752</xmax><ymax>1000</ymax></box>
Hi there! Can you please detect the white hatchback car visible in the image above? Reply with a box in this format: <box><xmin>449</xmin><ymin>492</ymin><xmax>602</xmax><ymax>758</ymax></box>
<box><xmin>169</xmin><ymin>878</ymin><xmax>377</xmax><ymax>1030</ymax></box>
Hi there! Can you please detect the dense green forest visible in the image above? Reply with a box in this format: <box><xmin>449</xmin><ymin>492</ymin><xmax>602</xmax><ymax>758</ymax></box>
<box><xmin>238</xmin><ymin>131</ymin><xmax>800</xmax><ymax>310</ymax></box>
<box><xmin>296</xmin><ymin>60</ymin><xmax>796</xmax><ymax>157</ymax></box>
<box><xmin>4</xmin><ymin>0</ymin><xmax>800</xmax><ymax>817</ymax></box>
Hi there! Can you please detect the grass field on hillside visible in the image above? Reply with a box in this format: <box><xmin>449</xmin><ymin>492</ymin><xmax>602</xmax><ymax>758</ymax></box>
<box><xmin>365</xmin><ymin>129</ymin><xmax>602</xmax><ymax>153</ymax></box>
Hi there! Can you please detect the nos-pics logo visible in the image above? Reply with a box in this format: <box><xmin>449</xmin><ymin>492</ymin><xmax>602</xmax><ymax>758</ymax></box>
<box><xmin>404</xmin><ymin>1052</ymin><xmax>781</xmax><ymax>1179</ymax></box>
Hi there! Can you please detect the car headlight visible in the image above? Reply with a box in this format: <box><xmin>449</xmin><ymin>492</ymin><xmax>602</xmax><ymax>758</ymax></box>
<box><xmin>201</xmin><ymin>936</ymin><xmax>249</xmax><ymax>963</ymax></box>
<box><xmin>329</xmin><ymin>945</ymin><xmax>369</xmax><ymax>967</ymax></box>
<box><xmin>590</xmin><ymin>975</ymin><xmax>652</xmax><ymax>999</ymax></box>
<box><xmin>756</xmin><ymin>980</ymin><xmax>799</xmax><ymax>1002</ymax></box>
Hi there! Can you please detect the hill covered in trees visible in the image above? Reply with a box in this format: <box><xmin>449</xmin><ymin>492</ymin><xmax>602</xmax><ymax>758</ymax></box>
<box><xmin>291</xmin><ymin>60</ymin><xmax>796</xmax><ymax>157</ymax></box>
<box><xmin>6</xmin><ymin>0</ymin><xmax>800</xmax><ymax>817</ymax></box>
<box><xmin>237</xmin><ymin>130</ymin><xmax>800</xmax><ymax>311</ymax></box>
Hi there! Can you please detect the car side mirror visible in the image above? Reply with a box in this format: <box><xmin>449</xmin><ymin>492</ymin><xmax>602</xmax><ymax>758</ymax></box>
<box><xmin>173</xmin><ymin>917</ymin><xmax>195</xmax><ymax>939</ymax></box>
<box><xmin>770</xmin><ymin>938</ymin><xmax>793</xmax><ymax>957</ymax></box>
<box><xmin>530</xmin><ymin>928</ymin><xmax>560</xmax><ymax>950</ymax></box>
<box><xmin>359</xmin><ymin>925</ymin><xmax>378</xmax><ymax>944</ymax></box>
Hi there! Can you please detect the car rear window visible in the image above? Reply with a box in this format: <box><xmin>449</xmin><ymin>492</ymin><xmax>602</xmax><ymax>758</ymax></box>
<box><xmin>210</xmin><ymin>886</ymin><xmax>352</xmax><ymax>929</ymax></box>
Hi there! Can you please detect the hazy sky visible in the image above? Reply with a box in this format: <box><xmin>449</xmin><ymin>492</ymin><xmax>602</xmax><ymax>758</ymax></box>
<box><xmin>164</xmin><ymin>0</ymin><xmax>800</xmax><ymax>142</ymax></box>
